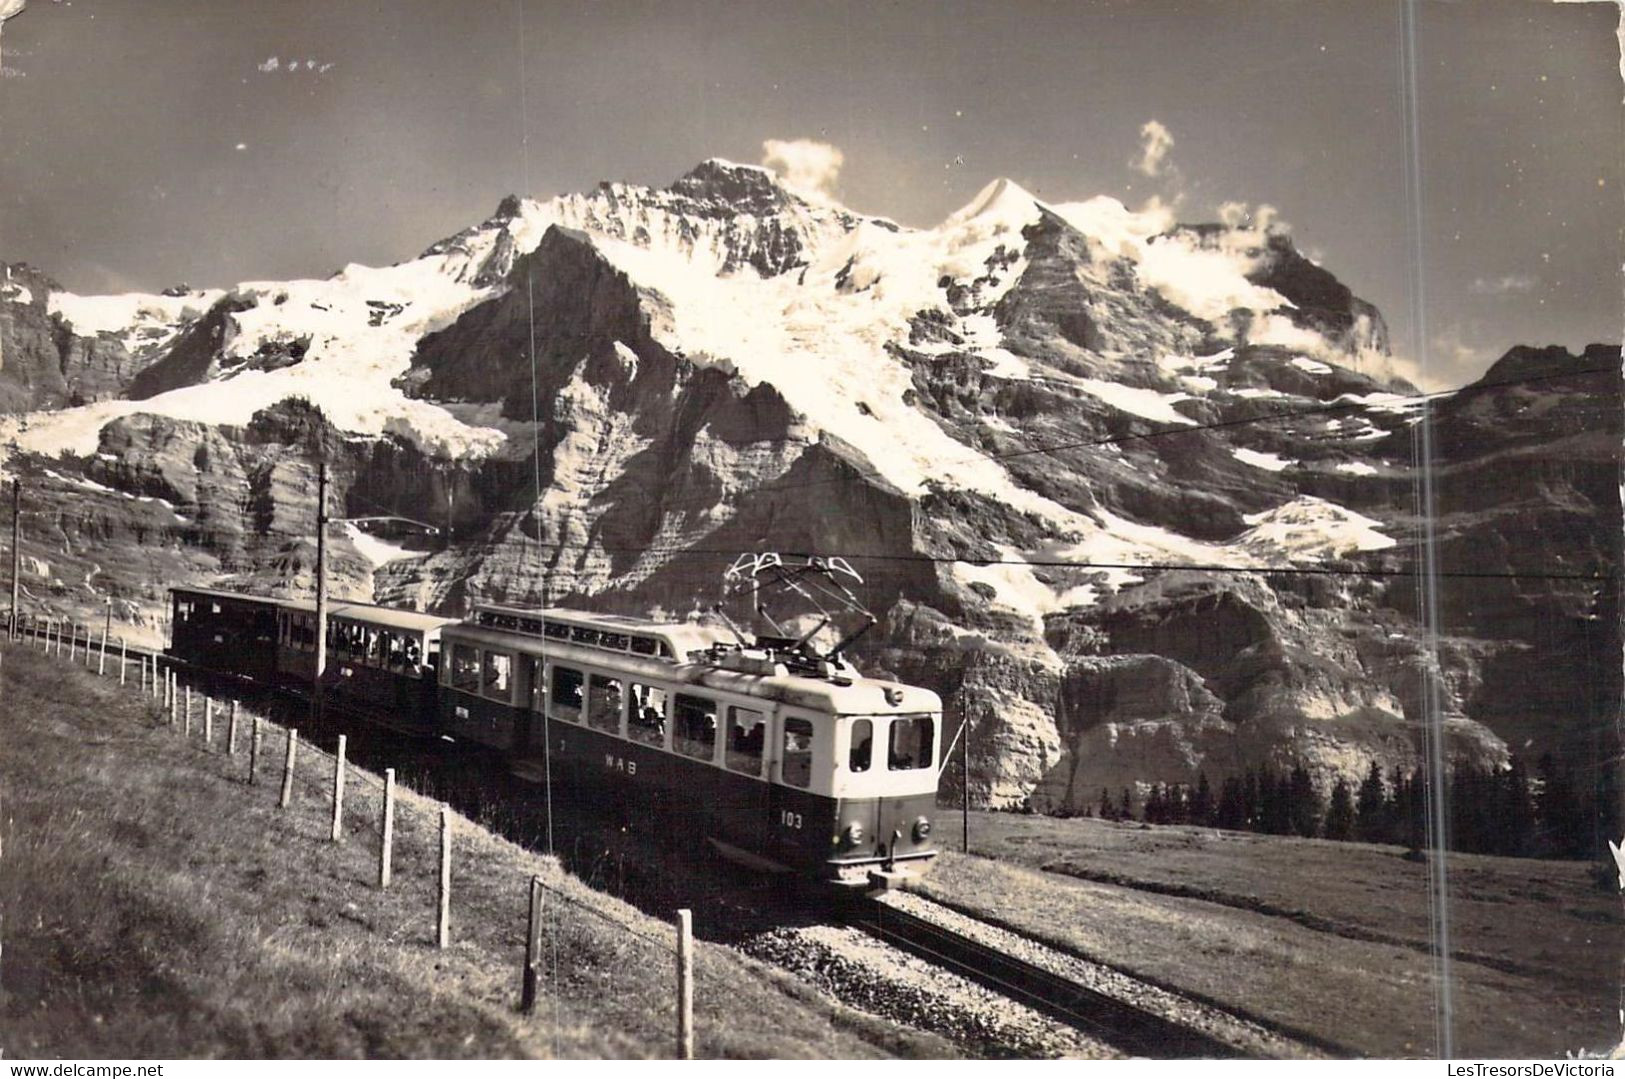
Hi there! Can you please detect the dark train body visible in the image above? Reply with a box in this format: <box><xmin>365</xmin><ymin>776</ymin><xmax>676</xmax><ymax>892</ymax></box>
<box><xmin>168</xmin><ymin>588</ymin><xmax>943</xmax><ymax>884</ymax></box>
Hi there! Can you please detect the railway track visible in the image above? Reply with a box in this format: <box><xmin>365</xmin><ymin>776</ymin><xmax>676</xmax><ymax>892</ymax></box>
<box><xmin>22</xmin><ymin>625</ymin><xmax>1303</xmax><ymax>1057</ymax></box>
<box><xmin>836</xmin><ymin>891</ymin><xmax>1252</xmax><ymax>1058</ymax></box>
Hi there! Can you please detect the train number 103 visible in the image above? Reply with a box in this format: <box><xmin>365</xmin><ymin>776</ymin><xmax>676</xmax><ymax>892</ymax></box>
<box><xmin>779</xmin><ymin>810</ymin><xmax>803</xmax><ymax>830</ymax></box>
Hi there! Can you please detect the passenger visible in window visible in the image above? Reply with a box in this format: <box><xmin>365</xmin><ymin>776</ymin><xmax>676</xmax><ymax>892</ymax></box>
<box><xmin>849</xmin><ymin>718</ymin><xmax>873</xmax><ymax>773</ymax></box>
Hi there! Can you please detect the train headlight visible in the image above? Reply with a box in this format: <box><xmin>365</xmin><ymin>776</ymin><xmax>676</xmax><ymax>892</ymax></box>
<box><xmin>913</xmin><ymin>816</ymin><xmax>932</xmax><ymax>842</ymax></box>
<box><xmin>843</xmin><ymin>822</ymin><xmax>865</xmax><ymax>847</ymax></box>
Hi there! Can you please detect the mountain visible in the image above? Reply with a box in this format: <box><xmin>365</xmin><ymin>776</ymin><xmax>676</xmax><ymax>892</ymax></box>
<box><xmin>0</xmin><ymin>160</ymin><xmax>1616</xmax><ymax>811</ymax></box>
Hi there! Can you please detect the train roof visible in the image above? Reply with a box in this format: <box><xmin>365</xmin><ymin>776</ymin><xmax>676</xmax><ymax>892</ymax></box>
<box><xmin>449</xmin><ymin>619</ymin><xmax>943</xmax><ymax>716</ymax></box>
<box><xmin>171</xmin><ymin>586</ymin><xmax>285</xmax><ymax>607</ymax></box>
<box><xmin>170</xmin><ymin>586</ymin><xmax>456</xmax><ymax>634</ymax></box>
<box><xmin>280</xmin><ymin>597</ymin><xmax>458</xmax><ymax>634</ymax></box>
<box><xmin>469</xmin><ymin>602</ymin><xmax>736</xmax><ymax>660</ymax></box>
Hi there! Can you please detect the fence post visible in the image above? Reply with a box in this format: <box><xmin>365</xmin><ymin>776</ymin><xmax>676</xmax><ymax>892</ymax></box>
<box><xmin>279</xmin><ymin>728</ymin><xmax>298</xmax><ymax>809</ymax></box>
<box><xmin>521</xmin><ymin>875</ymin><xmax>543</xmax><ymax>1013</ymax></box>
<box><xmin>227</xmin><ymin>701</ymin><xmax>239</xmax><ymax>755</ymax></box>
<box><xmin>169</xmin><ymin>674</ymin><xmax>177</xmax><ymax>727</ymax></box>
<box><xmin>183</xmin><ymin>682</ymin><xmax>193</xmax><ymax>737</ymax></box>
<box><xmin>379</xmin><ymin>768</ymin><xmax>395</xmax><ymax>888</ymax></box>
<box><xmin>330</xmin><ymin>735</ymin><xmax>346</xmax><ymax>842</ymax></box>
<box><xmin>204</xmin><ymin>697</ymin><xmax>214</xmax><ymax>748</ymax></box>
<box><xmin>438</xmin><ymin>806</ymin><xmax>452</xmax><ymax>949</ymax></box>
<box><xmin>98</xmin><ymin>619</ymin><xmax>108</xmax><ymax>675</ymax></box>
<box><xmin>67</xmin><ymin>624</ymin><xmax>76</xmax><ymax>662</ymax></box>
<box><xmin>118</xmin><ymin>638</ymin><xmax>127</xmax><ymax>686</ymax></box>
<box><xmin>676</xmin><ymin>908</ymin><xmax>694</xmax><ymax>1059</ymax></box>
<box><xmin>249</xmin><ymin>716</ymin><xmax>262</xmax><ymax>785</ymax></box>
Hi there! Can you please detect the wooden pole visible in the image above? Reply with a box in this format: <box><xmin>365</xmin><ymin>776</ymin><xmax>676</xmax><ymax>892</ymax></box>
<box><xmin>98</xmin><ymin>604</ymin><xmax>109</xmax><ymax>676</ymax></box>
<box><xmin>169</xmin><ymin>673</ymin><xmax>177</xmax><ymax>727</ymax></box>
<box><xmin>312</xmin><ymin>460</ymin><xmax>328</xmax><ymax>727</ymax></box>
<box><xmin>67</xmin><ymin>623</ymin><xmax>76</xmax><ymax>662</ymax></box>
<box><xmin>227</xmin><ymin>701</ymin><xmax>238</xmax><ymax>755</ymax></box>
<box><xmin>119</xmin><ymin>638</ymin><xmax>127</xmax><ymax>686</ymax></box>
<box><xmin>279</xmin><ymin>727</ymin><xmax>298</xmax><ymax>809</ymax></box>
<box><xmin>963</xmin><ymin>715</ymin><xmax>970</xmax><ymax>854</ymax></box>
<box><xmin>10</xmin><ymin>478</ymin><xmax>20</xmax><ymax>641</ymax></box>
<box><xmin>521</xmin><ymin>875</ymin><xmax>543</xmax><ymax>1013</ymax></box>
<box><xmin>204</xmin><ymin>697</ymin><xmax>214</xmax><ymax>748</ymax></box>
<box><xmin>330</xmin><ymin>735</ymin><xmax>346</xmax><ymax>842</ymax></box>
<box><xmin>437</xmin><ymin>806</ymin><xmax>451</xmax><ymax>949</ymax></box>
<box><xmin>183</xmin><ymin>682</ymin><xmax>193</xmax><ymax>737</ymax></box>
<box><xmin>379</xmin><ymin>768</ymin><xmax>395</xmax><ymax>888</ymax></box>
<box><xmin>249</xmin><ymin>716</ymin><xmax>262</xmax><ymax>785</ymax></box>
<box><xmin>676</xmin><ymin>908</ymin><xmax>694</xmax><ymax>1059</ymax></box>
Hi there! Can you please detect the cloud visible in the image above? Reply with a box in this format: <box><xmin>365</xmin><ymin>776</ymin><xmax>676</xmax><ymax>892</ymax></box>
<box><xmin>1468</xmin><ymin>273</ymin><xmax>1537</xmax><ymax>295</ymax></box>
<box><xmin>760</xmin><ymin>138</ymin><xmax>844</xmax><ymax>200</ymax></box>
<box><xmin>1217</xmin><ymin>200</ymin><xmax>1290</xmax><ymax>235</ymax></box>
<box><xmin>1131</xmin><ymin>120</ymin><xmax>1175</xmax><ymax>178</ymax></box>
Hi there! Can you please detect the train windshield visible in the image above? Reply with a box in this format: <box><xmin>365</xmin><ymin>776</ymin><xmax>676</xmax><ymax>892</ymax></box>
<box><xmin>887</xmin><ymin>714</ymin><xmax>935</xmax><ymax>771</ymax></box>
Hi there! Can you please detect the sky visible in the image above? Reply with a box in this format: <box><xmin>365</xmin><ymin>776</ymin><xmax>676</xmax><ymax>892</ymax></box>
<box><xmin>0</xmin><ymin>0</ymin><xmax>1618</xmax><ymax>387</ymax></box>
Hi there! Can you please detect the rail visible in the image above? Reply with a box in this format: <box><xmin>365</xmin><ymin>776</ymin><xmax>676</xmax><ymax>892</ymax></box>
<box><xmin>837</xmin><ymin>892</ymin><xmax>1246</xmax><ymax>1058</ymax></box>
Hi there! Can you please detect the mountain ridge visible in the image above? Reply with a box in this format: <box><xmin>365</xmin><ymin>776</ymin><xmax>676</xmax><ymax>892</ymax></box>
<box><xmin>0</xmin><ymin>157</ymin><xmax>1615</xmax><ymax>812</ymax></box>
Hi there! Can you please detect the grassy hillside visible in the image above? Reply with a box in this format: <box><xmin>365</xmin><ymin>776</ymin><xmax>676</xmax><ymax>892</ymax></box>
<box><xmin>922</xmin><ymin>810</ymin><xmax>1619</xmax><ymax>1057</ymax></box>
<box><xmin>0</xmin><ymin>645</ymin><xmax>947</xmax><ymax>1059</ymax></box>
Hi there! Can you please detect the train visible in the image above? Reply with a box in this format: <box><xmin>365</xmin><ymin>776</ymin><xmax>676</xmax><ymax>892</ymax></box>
<box><xmin>165</xmin><ymin>585</ymin><xmax>944</xmax><ymax>886</ymax></box>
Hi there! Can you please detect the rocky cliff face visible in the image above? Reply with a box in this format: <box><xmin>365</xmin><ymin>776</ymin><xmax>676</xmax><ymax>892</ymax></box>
<box><xmin>0</xmin><ymin>161</ymin><xmax>1615</xmax><ymax>809</ymax></box>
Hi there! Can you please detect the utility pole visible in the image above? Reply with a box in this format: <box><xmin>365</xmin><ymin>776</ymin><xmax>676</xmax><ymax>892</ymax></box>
<box><xmin>9</xmin><ymin>478</ymin><xmax>18</xmax><ymax>641</ymax></box>
<box><xmin>313</xmin><ymin>460</ymin><xmax>328</xmax><ymax>726</ymax></box>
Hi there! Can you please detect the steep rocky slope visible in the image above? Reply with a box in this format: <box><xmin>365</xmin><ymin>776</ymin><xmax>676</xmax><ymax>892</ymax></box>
<box><xmin>0</xmin><ymin>161</ymin><xmax>1615</xmax><ymax>810</ymax></box>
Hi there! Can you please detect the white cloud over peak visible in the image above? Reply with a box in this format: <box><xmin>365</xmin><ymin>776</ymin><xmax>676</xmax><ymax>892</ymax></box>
<box><xmin>761</xmin><ymin>138</ymin><xmax>844</xmax><ymax>200</ymax></box>
<box><xmin>1468</xmin><ymin>274</ymin><xmax>1537</xmax><ymax>295</ymax></box>
<box><xmin>1131</xmin><ymin>120</ymin><xmax>1175</xmax><ymax>178</ymax></box>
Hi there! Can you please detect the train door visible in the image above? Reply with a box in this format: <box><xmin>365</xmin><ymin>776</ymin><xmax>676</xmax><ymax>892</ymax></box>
<box><xmin>718</xmin><ymin>701</ymin><xmax>771</xmax><ymax>855</ymax></box>
<box><xmin>769</xmin><ymin>708</ymin><xmax>823</xmax><ymax>869</ymax></box>
<box><xmin>515</xmin><ymin>653</ymin><xmax>543</xmax><ymax>758</ymax></box>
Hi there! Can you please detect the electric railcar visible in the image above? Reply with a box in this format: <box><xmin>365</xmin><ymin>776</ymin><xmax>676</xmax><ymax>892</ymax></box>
<box><xmin>166</xmin><ymin>588</ymin><xmax>943</xmax><ymax>884</ymax></box>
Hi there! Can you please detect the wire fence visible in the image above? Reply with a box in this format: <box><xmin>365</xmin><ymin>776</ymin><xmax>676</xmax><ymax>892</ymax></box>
<box><xmin>9</xmin><ymin>628</ymin><xmax>716</xmax><ymax>1058</ymax></box>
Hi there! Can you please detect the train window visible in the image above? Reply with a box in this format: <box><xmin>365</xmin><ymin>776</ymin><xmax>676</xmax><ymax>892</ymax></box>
<box><xmin>483</xmin><ymin>651</ymin><xmax>513</xmax><ymax>703</ymax></box>
<box><xmin>570</xmin><ymin>626</ymin><xmax>601</xmax><ymax>646</ymax></box>
<box><xmin>405</xmin><ymin>636</ymin><xmax>423</xmax><ymax>670</ymax></box>
<box><xmin>544</xmin><ymin>621</ymin><xmax>570</xmax><ymax>640</ymax></box>
<box><xmin>550</xmin><ymin>666</ymin><xmax>584</xmax><ymax>723</ymax></box>
<box><xmin>587</xmin><ymin>674</ymin><xmax>623</xmax><ymax>735</ymax></box>
<box><xmin>211</xmin><ymin>602</ymin><xmax>222</xmax><ymax>614</ymax></box>
<box><xmin>600</xmin><ymin>631</ymin><xmax>629</xmax><ymax>651</ymax></box>
<box><xmin>519</xmin><ymin>618</ymin><xmax>544</xmax><ymax>635</ymax></box>
<box><xmin>673</xmin><ymin>694</ymin><xmax>717</xmax><ymax>762</ymax></box>
<box><xmin>628</xmin><ymin>683</ymin><xmax>667</xmax><ymax>747</ymax></box>
<box><xmin>366</xmin><ymin>628</ymin><xmax>383</xmax><ymax>666</ymax></box>
<box><xmin>177</xmin><ymin>600</ymin><xmax>195</xmax><ymax>622</ymax></box>
<box><xmin>725</xmin><ymin>707</ymin><xmax>766</xmax><ymax>776</ymax></box>
<box><xmin>450</xmin><ymin>643</ymin><xmax>480</xmax><ymax>693</ymax></box>
<box><xmin>887</xmin><ymin>716</ymin><xmax>935</xmax><ymax>771</ymax></box>
<box><xmin>629</xmin><ymin>635</ymin><xmax>658</xmax><ymax>656</ymax></box>
<box><xmin>386</xmin><ymin>632</ymin><xmax>407</xmax><ymax>671</ymax></box>
<box><xmin>848</xmin><ymin>719</ymin><xmax>873</xmax><ymax>773</ymax></box>
<box><xmin>782</xmin><ymin>717</ymin><xmax>814</xmax><ymax>789</ymax></box>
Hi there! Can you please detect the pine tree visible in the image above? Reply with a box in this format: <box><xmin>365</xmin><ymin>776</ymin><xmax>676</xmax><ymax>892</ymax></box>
<box><xmin>1099</xmin><ymin>787</ymin><xmax>1115</xmax><ymax>822</ymax></box>
<box><xmin>1323</xmin><ymin>778</ymin><xmax>1355</xmax><ymax>840</ymax></box>
<box><xmin>1503</xmin><ymin>757</ymin><xmax>1533</xmax><ymax>857</ymax></box>
<box><xmin>1191</xmin><ymin>772</ymin><xmax>1214</xmax><ymax>826</ymax></box>
<box><xmin>1120</xmin><ymin>786</ymin><xmax>1136</xmax><ymax>824</ymax></box>
<box><xmin>1356</xmin><ymin>762</ymin><xmax>1386</xmax><ymax>842</ymax></box>
<box><xmin>1216</xmin><ymin>775</ymin><xmax>1246</xmax><ymax>830</ymax></box>
<box><xmin>1243</xmin><ymin>768</ymin><xmax>1262</xmax><ymax>830</ymax></box>
<box><xmin>1289</xmin><ymin>762</ymin><xmax>1320</xmax><ymax>837</ymax></box>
